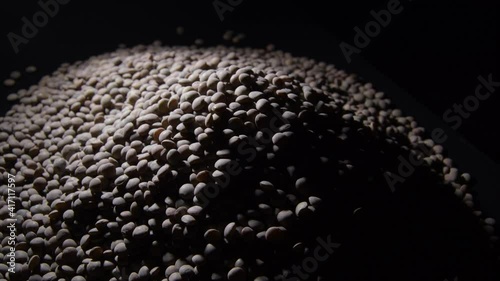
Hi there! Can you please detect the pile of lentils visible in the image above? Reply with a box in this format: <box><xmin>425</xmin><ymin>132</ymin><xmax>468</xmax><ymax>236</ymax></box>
<box><xmin>0</xmin><ymin>43</ymin><xmax>497</xmax><ymax>281</ymax></box>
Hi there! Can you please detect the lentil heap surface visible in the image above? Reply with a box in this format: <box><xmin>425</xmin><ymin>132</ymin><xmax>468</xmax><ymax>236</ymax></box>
<box><xmin>0</xmin><ymin>44</ymin><xmax>497</xmax><ymax>281</ymax></box>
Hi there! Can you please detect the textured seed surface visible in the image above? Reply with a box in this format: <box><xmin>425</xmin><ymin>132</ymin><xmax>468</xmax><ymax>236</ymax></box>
<box><xmin>0</xmin><ymin>43</ymin><xmax>495</xmax><ymax>281</ymax></box>
<box><xmin>26</xmin><ymin>65</ymin><xmax>37</xmax><ymax>73</ymax></box>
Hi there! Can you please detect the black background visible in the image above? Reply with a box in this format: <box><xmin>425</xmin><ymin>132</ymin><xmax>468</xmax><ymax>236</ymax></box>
<box><xmin>1</xmin><ymin>0</ymin><xmax>499</xmax><ymax>280</ymax></box>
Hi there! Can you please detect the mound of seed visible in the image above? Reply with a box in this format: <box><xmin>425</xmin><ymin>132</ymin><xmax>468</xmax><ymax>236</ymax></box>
<box><xmin>0</xmin><ymin>44</ymin><xmax>497</xmax><ymax>281</ymax></box>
